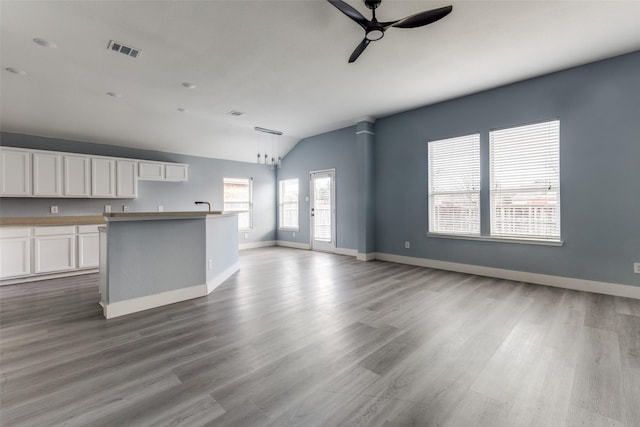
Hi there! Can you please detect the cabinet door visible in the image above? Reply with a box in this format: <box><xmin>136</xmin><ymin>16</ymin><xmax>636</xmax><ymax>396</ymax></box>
<box><xmin>33</xmin><ymin>152</ymin><xmax>63</xmax><ymax>197</ymax></box>
<box><xmin>0</xmin><ymin>148</ymin><xmax>31</xmax><ymax>196</ymax></box>
<box><xmin>116</xmin><ymin>160</ymin><xmax>138</xmax><ymax>198</ymax></box>
<box><xmin>165</xmin><ymin>164</ymin><xmax>188</xmax><ymax>182</ymax></box>
<box><xmin>91</xmin><ymin>158</ymin><xmax>116</xmax><ymax>198</ymax></box>
<box><xmin>34</xmin><ymin>234</ymin><xmax>76</xmax><ymax>273</ymax></box>
<box><xmin>138</xmin><ymin>161</ymin><xmax>164</xmax><ymax>181</ymax></box>
<box><xmin>0</xmin><ymin>237</ymin><xmax>31</xmax><ymax>279</ymax></box>
<box><xmin>78</xmin><ymin>233</ymin><xmax>99</xmax><ymax>269</ymax></box>
<box><xmin>64</xmin><ymin>155</ymin><xmax>91</xmax><ymax>197</ymax></box>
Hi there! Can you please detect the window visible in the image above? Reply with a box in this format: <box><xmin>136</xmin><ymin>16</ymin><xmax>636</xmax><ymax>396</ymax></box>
<box><xmin>490</xmin><ymin>120</ymin><xmax>560</xmax><ymax>240</ymax></box>
<box><xmin>279</xmin><ymin>179</ymin><xmax>299</xmax><ymax>230</ymax></box>
<box><xmin>223</xmin><ymin>177</ymin><xmax>252</xmax><ymax>230</ymax></box>
<box><xmin>428</xmin><ymin>134</ymin><xmax>480</xmax><ymax>235</ymax></box>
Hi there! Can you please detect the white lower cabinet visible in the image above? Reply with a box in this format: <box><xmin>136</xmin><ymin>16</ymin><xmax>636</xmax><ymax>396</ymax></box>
<box><xmin>0</xmin><ymin>224</ymin><xmax>101</xmax><ymax>282</ymax></box>
<box><xmin>34</xmin><ymin>227</ymin><xmax>77</xmax><ymax>274</ymax></box>
<box><xmin>78</xmin><ymin>225</ymin><xmax>100</xmax><ymax>269</ymax></box>
<box><xmin>0</xmin><ymin>228</ymin><xmax>31</xmax><ymax>279</ymax></box>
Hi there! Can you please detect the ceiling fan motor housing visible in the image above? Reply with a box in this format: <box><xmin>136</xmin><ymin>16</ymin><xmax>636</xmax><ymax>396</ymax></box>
<box><xmin>364</xmin><ymin>0</ymin><xmax>382</xmax><ymax>10</ymax></box>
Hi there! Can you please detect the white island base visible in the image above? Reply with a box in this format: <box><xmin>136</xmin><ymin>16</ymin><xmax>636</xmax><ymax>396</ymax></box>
<box><xmin>99</xmin><ymin>212</ymin><xmax>238</xmax><ymax>319</ymax></box>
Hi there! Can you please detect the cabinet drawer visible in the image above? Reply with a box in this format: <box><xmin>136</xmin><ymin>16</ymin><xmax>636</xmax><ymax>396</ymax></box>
<box><xmin>0</xmin><ymin>227</ymin><xmax>31</xmax><ymax>238</ymax></box>
<box><xmin>78</xmin><ymin>225</ymin><xmax>100</xmax><ymax>234</ymax></box>
<box><xmin>34</xmin><ymin>226</ymin><xmax>76</xmax><ymax>236</ymax></box>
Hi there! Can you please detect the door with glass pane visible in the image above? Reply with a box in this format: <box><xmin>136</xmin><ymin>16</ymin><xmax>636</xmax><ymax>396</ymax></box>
<box><xmin>310</xmin><ymin>169</ymin><xmax>336</xmax><ymax>252</ymax></box>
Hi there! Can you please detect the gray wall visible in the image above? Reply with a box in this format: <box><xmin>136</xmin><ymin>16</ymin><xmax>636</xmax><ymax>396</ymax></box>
<box><xmin>0</xmin><ymin>132</ymin><xmax>276</xmax><ymax>244</ymax></box>
<box><xmin>375</xmin><ymin>51</ymin><xmax>640</xmax><ymax>286</ymax></box>
<box><xmin>276</xmin><ymin>125</ymin><xmax>358</xmax><ymax>250</ymax></box>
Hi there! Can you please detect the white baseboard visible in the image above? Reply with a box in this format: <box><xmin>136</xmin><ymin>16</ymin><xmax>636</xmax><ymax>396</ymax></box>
<box><xmin>239</xmin><ymin>240</ymin><xmax>276</xmax><ymax>250</ymax></box>
<box><xmin>0</xmin><ymin>268</ymin><xmax>99</xmax><ymax>286</ymax></box>
<box><xmin>357</xmin><ymin>252</ymin><xmax>377</xmax><ymax>261</ymax></box>
<box><xmin>207</xmin><ymin>262</ymin><xmax>240</xmax><ymax>294</ymax></box>
<box><xmin>277</xmin><ymin>240</ymin><xmax>311</xmax><ymax>250</ymax></box>
<box><xmin>336</xmin><ymin>247</ymin><xmax>358</xmax><ymax>257</ymax></box>
<box><xmin>103</xmin><ymin>284</ymin><xmax>208</xmax><ymax>319</ymax></box>
<box><xmin>374</xmin><ymin>252</ymin><xmax>640</xmax><ymax>300</ymax></box>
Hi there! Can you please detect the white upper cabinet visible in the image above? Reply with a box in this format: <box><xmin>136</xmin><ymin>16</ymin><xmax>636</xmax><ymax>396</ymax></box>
<box><xmin>1</xmin><ymin>147</ymin><xmax>187</xmax><ymax>198</ymax></box>
<box><xmin>64</xmin><ymin>154</ymin><xmax>91</xmax><ymax>197</ymax></box>
<box><xmin>116</xmin><ymin>159</ymin><xmax>137</xmax><ymax>198</ymax></box>
<box><xmin>165</xmin><ymin>164</ymin><xmax>189</xmax><ymax>182</ymax></box>
<box><xmin>0</xmin><ymin>148</ymin><xmax>31</xmax><ymax>196</ymax></box>
<box><xmin>138</xmin><ymin>161</ymin><xmax>164</xmax><ymax>181</ymax></box>
<box><xmin>91</xmin><ymin>157</ymin><xmax>116</xmax><ymax>198</ymax></box>
<box><xmin>33</xmin><ymin>151</ymin><xmax>63</xmax><ymax>197</ymax></box>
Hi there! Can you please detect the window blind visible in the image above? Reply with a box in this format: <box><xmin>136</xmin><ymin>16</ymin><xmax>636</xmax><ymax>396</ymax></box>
<box><xmin>490</xmin><ymin>120</ymin><xmax>560</xmax><ymax>239</ymax></box>
<box><xmin>279</xmin><ymin>179</ymin><xmax>299</xmax><ymax>229</ymax></box>
<box><xmin>223</xmin><ymin>177</ymin><xmax>252</xmax><ymax>230</ymax></box>
<box><xmin>428</xmin><ymin>134</ymin><xmax>480</xmax><ymax>235</ymax></box>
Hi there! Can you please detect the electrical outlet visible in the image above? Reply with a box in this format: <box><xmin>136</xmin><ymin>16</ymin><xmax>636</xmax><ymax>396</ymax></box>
<box><xmin>244</xmin><ymin>233</ymin><xmax>248</xmax><ymax>239</ymax></box>
<box><xmin>405</xmin><ymin>241</ymin><xmax>410</xmax><ymax>249</ymax></box>
<box><xmin>634</xmin><ymin>263</ymin><xmax>640</xmax><ymax>274</ymax></box>
<box><xmin>293</xmin><ymin>232</ymin><xmax>296</xmax><ymax>237</ymax></box>
<box><xmin>122</xmin><ymin>205</ymin><xmax>129</xmax><ymax>212</ymax></box>
<box><xmin>104</xmin><ymin>205</ymin><xmax>111</xmax><ymax>213</ymax></box>
<box><xmin>50</xmin><ymin>205</ymin><xmax>58</xmax><ymax>214</ymax></box>
<box><xmin>208</xmin><ymin>259</ymin><xmax>213</xmax><ymax>270</ymax></box>
<box><xmin>158</xmin><ymin>205</ymin><xmax>164</xmax><ymax>212</ymax></box>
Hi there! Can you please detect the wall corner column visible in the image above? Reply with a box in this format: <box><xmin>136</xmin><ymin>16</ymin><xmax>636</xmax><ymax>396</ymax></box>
<box><xmin>356</xmin><ymin>117</ymin><xmax>376</xmax><ymax>261</ymax></box>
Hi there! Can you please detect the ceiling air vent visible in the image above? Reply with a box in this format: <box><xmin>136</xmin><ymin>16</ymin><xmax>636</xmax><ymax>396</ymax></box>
<box><xmin>227</xmin><ymin>110</ymin><xmax>244</xmax><ymax>116</ymax></box>
<box><xmin>107</xmin><ymin>40</ymin><xmax>141</xmax><ymax>58</ymax></box>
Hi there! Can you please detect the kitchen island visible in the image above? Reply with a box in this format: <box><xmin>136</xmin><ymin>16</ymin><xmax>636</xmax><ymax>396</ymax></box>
<box><xmin>100</xmin><ymin>211</ymin><xmax>238</xmax><ymax>318</ymax></box>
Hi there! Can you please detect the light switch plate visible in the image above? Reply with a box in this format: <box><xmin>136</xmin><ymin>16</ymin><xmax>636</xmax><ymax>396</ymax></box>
<box><xmin>104</xmin><ymin>205</ymin><xmax>111</xmax><ymax>213</ymax></box>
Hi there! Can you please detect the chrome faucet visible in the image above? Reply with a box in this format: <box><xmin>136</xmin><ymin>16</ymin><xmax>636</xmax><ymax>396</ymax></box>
<box><xmin>194</xmin><ymin>201</ymin><xmax>211</xmax><ymax>212</ymax></box>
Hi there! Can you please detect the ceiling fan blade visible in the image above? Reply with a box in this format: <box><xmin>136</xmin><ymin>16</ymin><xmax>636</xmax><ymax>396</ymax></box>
<box><xmin>348</xmin><ymin>38</ymin><xmax>370</xmax><ymax>63</ymax></box>
<box><xmin>383</xmin><ymin>5</ymin><xmax>452</xmax><ymax>29</ymax></box>
<box><xmin>327</xmin><ymin>0</ymin><xmax>369</xmax><ymax>30</ymax></box>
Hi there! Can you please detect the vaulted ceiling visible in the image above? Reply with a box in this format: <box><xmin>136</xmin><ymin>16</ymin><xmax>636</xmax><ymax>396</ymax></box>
<box><xmin>2</xmin><ymin>1</ymin><xmax>639</xmax><ymax>162</ymax></box>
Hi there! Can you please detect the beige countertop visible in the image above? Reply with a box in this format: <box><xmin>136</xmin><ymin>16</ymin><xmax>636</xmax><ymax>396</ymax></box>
<box><xmin>103</xmin><ymin>211</ymin><xmax>237</xmax><ymax>221</ymax></box>
<box><xmin>0</xmin><ymin>215</ymin><xmax>106</xmax><ymax>227</ymax></box>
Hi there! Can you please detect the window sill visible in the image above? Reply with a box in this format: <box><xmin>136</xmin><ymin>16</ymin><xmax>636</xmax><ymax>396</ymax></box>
<box><xmin>426</xmin><ymin>233</ymin><xmax>564</xmax><ymax>247</ymax></box>
<box><xmin>279</xmin><ymin>227</ymin><xmax>299</xmax><ymax>232</ymax></box>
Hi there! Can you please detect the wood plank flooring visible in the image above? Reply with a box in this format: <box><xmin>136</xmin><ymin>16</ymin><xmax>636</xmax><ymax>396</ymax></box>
<box><xmin>1</xmin><ymin>247</ymin><xmax>640</xmax><ymax>426</ymax></box>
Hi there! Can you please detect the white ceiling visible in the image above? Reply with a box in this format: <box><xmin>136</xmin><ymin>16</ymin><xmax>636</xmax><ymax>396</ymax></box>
<box><xmin>1</xmin><ymin>1</ymin><xmax>639</xmax><ymax>163</ymax></box>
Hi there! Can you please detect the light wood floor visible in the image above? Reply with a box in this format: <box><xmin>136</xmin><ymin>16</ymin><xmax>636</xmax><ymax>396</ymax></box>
<box><xmin>1</xmin><ymin>247</ymin><xmax>640</xmax><ymax>426</ymax></box>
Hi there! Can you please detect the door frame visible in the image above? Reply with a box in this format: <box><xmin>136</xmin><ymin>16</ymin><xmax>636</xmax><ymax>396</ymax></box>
<box><xmin>309</xmin><ymin>168</ymin><xmax>336</xmax><ymax>252</ymax></box>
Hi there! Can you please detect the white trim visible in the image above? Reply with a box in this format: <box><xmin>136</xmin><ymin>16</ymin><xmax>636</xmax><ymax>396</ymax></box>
<box><xmin>374</xmin><ymin>252</ymin><xmax>640</xmax><ymax>300</ymax></box>
<box><xmin>207</xmin><ymin>261</ymin><xmax>240</xmax><ymax>294</ymax></box>
<box><xmin>0</xmin><ymin>269</ymin><xmax>98</xmax><ymax>286</ymax></box>
<box><xmin>277</xmin><ymin>240</ymin><xmax>310</xmax><ymax>250</ymax></box>
<box><xmin>102</xmin><ymin>284</ymin><xmax>208</xmax><ymax>319</ymax></box>
<box><xmin>239</xmin><ymin>240</ymin><xmax>276</xmax><ymax>250</ymax></box>
<box><xmin>356</xmin><ymin>116</ymin><xmax>376</xmax><ymax>124</ymax></box>
<box><xmin>335</xmin><ymin>247</ymin><xmax>357</xmax><ymax>257</ymax></box>
<box><xmin>357</xmin><ymin>252</ymin><xmax>377</xmax><ymax>262</ymax></box>
<box><xmin>427</xmin><ymin>233</ymin><xmax>564</xmax><ymax>247</ymax></box>
<box><xmin>355</xmin><ymin>130</ymin><xmax>374</xmax><ymax>135</ymax></box>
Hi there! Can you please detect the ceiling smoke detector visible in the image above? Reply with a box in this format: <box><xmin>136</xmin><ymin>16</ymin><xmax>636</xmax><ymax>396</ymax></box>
<box><xmin>107</xmin><ymin>40</ymin><xmax>140</xmax><ymax>58</ymax></box>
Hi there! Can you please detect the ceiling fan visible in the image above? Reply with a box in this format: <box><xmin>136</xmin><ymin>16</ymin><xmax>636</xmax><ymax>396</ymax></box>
<box><xmin>327</xmin><ymin>0</ymin><xmax>453</xmax><ymax>63</ymax></box>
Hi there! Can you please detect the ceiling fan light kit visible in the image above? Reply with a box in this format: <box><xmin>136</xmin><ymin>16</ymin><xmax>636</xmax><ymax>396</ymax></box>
<box><xmin>327</xmin><ymin>0</ymin><xmax>453</xmax><ymax>63</ymax></box>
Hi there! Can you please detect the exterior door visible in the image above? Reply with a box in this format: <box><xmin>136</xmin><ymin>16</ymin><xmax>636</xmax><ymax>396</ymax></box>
<box><xmin>310</xmin><ymin>169</ymin><xmax>336</xmax><ymax>252</ymax></box>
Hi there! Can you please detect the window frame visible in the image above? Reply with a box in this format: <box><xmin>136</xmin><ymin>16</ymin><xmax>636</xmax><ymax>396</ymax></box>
<box><xmin>427</xmin><ymin>133</ymin><xmax>481</xmax><ymax>236</ymax></box>
<box><xmin>278</xmin><ymin>178</ymin><xmax>299</xmax><ymax>231</ymax></box>
<box><xmin>223</xmin><ymin>177</ymin><xmax>253</xmax><ymax>231</ymax></box>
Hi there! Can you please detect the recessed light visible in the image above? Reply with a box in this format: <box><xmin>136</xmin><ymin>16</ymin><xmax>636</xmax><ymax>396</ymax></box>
<box><xmin>181</xmin><ymin>82</ymin><xmax>196</xmax><ymax>89</ymax></box>
<box><xmin>177</xmin><ymin>107</ymin><xmax>188</xmax><ymax>113</ymax></box>
<box><xmin>33</xmin><ymin>38</ymin><xmax>57</xmax><ymax>48</ymax></box>
<box><xmin>5</xmin><ymin>67</ymin><xmax>27</xmax><ymax>75</ymax></box>
<box><xmin>106</xmin><ymin>91</ymin><xmax>122</xmax><ymax>98</ymax></box>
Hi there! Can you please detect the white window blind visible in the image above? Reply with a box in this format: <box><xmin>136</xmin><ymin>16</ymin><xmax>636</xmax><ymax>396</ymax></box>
<box><xmin>279</xmin><ymin>179</ymin><xmax>299</xmax><ymax>229</ymax></box>
<box><xmin>428</xmin><ymin>134</ymin><xmax>480</xmax><ymax>235</ymax></box>
<box><xmin>223</xmin><ymin>177</ymin><xmax>252</xmax><ymax>230</ymax></box>
<box><xmin>490</xmin><ymin>120</ymin><xmax>560</xmax><ymax>240</ymax></box>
